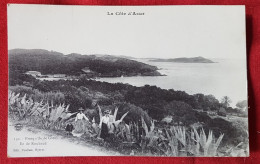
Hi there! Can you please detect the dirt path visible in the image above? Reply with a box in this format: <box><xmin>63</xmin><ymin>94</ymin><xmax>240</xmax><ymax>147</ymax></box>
<box><xmin>8</xmin><ymin>122</ymin><xmax>120</xmax><ymax>157</ymax></box>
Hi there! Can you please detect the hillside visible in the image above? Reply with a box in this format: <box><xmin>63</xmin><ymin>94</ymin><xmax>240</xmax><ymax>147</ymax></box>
<box><xmin>9</xmin><ymin>49</ymin><xmax>161</xmax><ymax>77</ymax></box>
<box><xmin>150</xmin><ymin>56</ymin><xmax>214</xmax><ymax>63</ymax></box>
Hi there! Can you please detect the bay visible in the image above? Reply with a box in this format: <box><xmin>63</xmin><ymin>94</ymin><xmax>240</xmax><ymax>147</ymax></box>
<box><xmin>96</xmin><ymin>58</ymin><xmax>247</xmax><ymax>107</ymax></box>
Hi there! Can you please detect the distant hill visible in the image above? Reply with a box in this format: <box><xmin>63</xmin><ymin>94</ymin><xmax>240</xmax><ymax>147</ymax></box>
<box><xmin>149</xmin><ymin>56</ymin><xmax>214</xmax><ymax>63</ymax></box>
<box><xmin>9</xmin><ymin>49</ymin><xmax>161</xmax><ymax>77</ymax></box>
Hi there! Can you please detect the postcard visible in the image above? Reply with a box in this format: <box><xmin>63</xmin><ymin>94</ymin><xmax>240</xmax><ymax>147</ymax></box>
<box><xmin>7</xmin><ymin>4</ymin><xmax>248</xmax><ymax>157</ymax></box>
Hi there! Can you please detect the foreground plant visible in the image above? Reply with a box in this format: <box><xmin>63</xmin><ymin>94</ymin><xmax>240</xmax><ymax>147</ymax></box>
<box><xmin>190</xmin><ymin>127</ymin><xmax>224</xmax><ymax>156</ymax></box>
<box><xmin>9</xmin><ymin>90</ymin><xmax>227</xmax><ymax>156</ymax></box>
<box><xmin>8</xmin><ymin>91</ymin><xmax>75</xmax><ymax>130</ymax></box>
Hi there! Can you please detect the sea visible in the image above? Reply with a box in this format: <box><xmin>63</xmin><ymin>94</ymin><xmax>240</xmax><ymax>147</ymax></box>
<box><xmin>96</xmin><ymin>58</ymin><xmax>247</xmax><ymax>107</ymax></box>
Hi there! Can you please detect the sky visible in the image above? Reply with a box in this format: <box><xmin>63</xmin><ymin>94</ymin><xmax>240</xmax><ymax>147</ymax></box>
<box><xmin>8</xmin><ymin>5</ymin><xmax>246</xmax><ymax>59</ymax></box>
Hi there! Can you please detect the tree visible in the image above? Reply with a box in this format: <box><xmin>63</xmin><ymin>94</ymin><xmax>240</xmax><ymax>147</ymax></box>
<box><xmin>236</xmin><ymin>100</ymin><xmax>248</xmax><ymax>111</ymax></box>
<box><xmin>218</xmin><ymin>107</ymin><xmax>227</xmax><ymax>117</ymax></box>
<box><xmin>221</xmin><ymin>96</ymin><xmax>231</xmax><ymax>108</ymax></box>
<box><xmin>164</xmin><ymin>100</ymin><xmax>194</xmax><ymax>125</ymax></box>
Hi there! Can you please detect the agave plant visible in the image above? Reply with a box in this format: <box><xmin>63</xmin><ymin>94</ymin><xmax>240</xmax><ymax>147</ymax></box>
<box><xmin>224</xmin><ymin>142</ymin><xmax>248</xmax><ymax>157</ymax></box>
<box><xmin>164</xmin><ymin>128</ymin><xmax>179</xmax><ymax>156</ymax></box>
<box><xmin>97</xmin><ymin>104</ymin><xmax>129</xmax><ymax>133</ymax></box>
<box><xmin>172</xmin><ymin>126</ymin><xmax>186</xmax><ymax>147</ymax></box>
<box><xmin>141</xmin><ymin>116</ymin><xmax>155</xmax><ymax>138</ymax></box>
<box><xmin>128</xmin><ymin>122</ymin><xmax>140</xmax><ymax>143</ymax></box>
<box><xmin>191</xmin><ymin>127</ymin><xmax>224</xmax><ymax>156</ymax></box>
<box><xmin>44</xmin><ymin>103</ymin><xmax>75</xmax><ymax>130</ymax></box>
<box><xmin>8</xmin><ymin>90</ymin><xmax>75</xmax><ymax>130</ymax></box>
<box><xmin>9</xmin><ymin>92</ymin><xmax>36</xmax><ymax>119</ymax></box>
<box><xmin>112</xmin><ymin>106</ymin><xmax>129</xmax><ymax>128</ymax></box>
<box><xmin>8</xmin><ymin>91</ymin><xmax>20</xmax><ymax>106</ymax></box>
<box><xmin>140</xmin><ymin>117</ymin><xmax>162</xmax><ymax>154</ymax></box>
<box><xmin>49</xmin><ymin>104</ymin><xmax>69</xmax><ymax>122</ymax></box>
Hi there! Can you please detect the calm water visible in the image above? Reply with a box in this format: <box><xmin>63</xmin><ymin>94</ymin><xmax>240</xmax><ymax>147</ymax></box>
<box><xmin>96</xmin><ymin>58</ymin><xmax>247</xmax><ymax>106</ymax></box>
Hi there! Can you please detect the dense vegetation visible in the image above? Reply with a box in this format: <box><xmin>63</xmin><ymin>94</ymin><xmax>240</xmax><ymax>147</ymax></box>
<box><xmin>9</xmin><ymin>73</ymin><xmax>248</xmax><ymax>149</ymax></box>
<box><xmin>10</xmin><ymin>91</ymin><xmax>233</xmax><ymax>156</ymax></box>
<box><xmin>9</xmin><ymin>49</ymin><xmax>161</xmax><ymax>77</ymax></box>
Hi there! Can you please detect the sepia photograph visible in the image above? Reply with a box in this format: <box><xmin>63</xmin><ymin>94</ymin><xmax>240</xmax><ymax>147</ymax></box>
<box><xmin>7</xmin><ymin>5</ymin><xmax>248</xmax><ymax>157</ymax></box>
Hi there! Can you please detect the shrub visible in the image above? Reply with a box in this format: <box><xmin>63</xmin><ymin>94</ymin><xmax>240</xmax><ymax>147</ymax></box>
<box><xmin>9</xmin><ymin>85</ymin><xmax>38</xmax><ymax>96</ymax></box>
<box><xmin>64</xmin><ymin>91</ymin><xmax>92</xmax><ymax>112</ymax></box>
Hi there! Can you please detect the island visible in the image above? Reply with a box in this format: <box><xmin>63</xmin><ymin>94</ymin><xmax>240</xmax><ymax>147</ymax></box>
<box><xmin>9</xmin><ymin>49</ymin><xmax>162</xmax><ymax>78</ymax></box>
<box><xmin>149</xmin><ymin>56</ymin><xmax>214</xmax><ymax>63</ymax></box>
